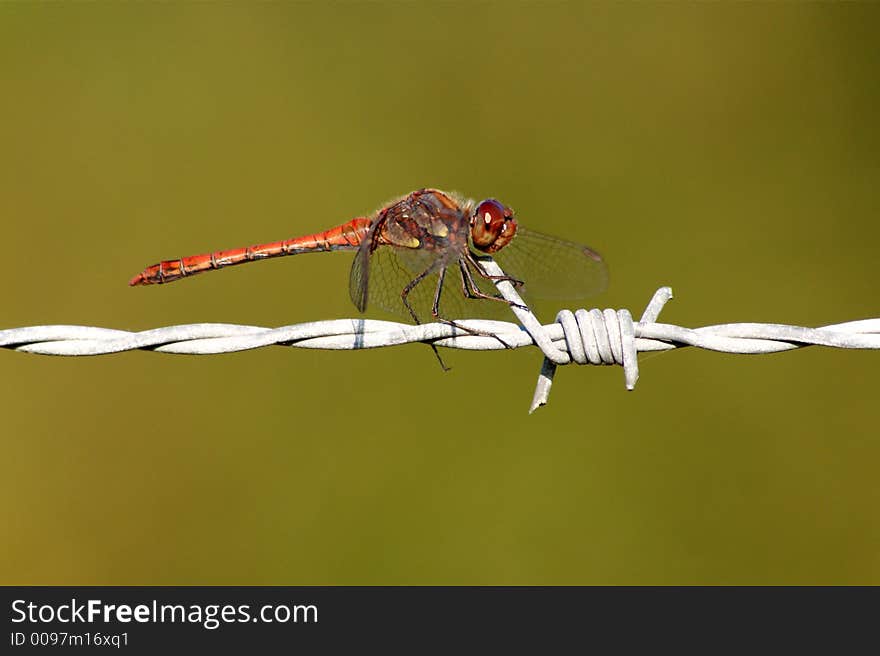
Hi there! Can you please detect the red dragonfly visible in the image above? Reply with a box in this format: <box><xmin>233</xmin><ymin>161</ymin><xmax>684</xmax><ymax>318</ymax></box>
<box><xmin>130</xmin><ymin>188</ymin><xmax>608</xmax><ymax>326</ymax></box>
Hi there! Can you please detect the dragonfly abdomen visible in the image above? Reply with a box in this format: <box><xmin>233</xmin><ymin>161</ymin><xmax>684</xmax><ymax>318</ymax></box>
<box><xmin>129</xmin><ymin>217</ymin><xmax>371</xmax><ymax>285</ymax></box>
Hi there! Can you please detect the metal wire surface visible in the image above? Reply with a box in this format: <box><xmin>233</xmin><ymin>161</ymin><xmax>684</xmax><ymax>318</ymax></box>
<box><xmin>2</xmin><ymin>285</ymin><xmax>878</xmax><ymax>413</ymax></box>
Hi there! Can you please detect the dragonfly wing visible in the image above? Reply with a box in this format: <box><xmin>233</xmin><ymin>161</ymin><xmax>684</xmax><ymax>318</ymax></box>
<box><xmin>349</xmin><ymin>236</ymin><xmax>372</xmax><ymax>313</ymax></box>
<box><xmin>491</xmin><ymin>227</ymin><xmax>608</xmax><ymax>301</ymax></box>
<box><xmin>349</xmin><ymin>244</ymin><xmax>440</xmax><ymax>320</ymax></box>
<box><xmin>349</xmin><ymin>245</ymin><xmax>521</xmax><ymax>322</ymax></box>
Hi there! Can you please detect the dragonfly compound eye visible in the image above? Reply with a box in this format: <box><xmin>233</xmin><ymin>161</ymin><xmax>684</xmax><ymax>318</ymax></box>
<box><xmin>471</xmin><ymin>199</ymin><xmax>518</xmax><ymax>254</ymax></box>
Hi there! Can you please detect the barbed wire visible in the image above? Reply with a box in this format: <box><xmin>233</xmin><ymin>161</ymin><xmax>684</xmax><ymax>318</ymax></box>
<box><xmin>2</xmin><ymin>283</ymin><xmax>878</xmax><ymax>413</ymax></box>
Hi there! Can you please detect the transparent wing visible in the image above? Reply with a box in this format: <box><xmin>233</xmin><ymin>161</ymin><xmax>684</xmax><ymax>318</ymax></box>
<box><xmin>349</xmin><ymin>244</ymin><xmax>442</xmax><ymax>321</ymax></box>
<box><xmin>347</xmin><ymin>226</ymin><xmax>606</xmax><ymax>323</ymax></box>
<box><xmin>490</xmin><ymin>227</ymin><xmax>608</xmax><ymax>301</ymax></box>
<box><xmin>348</xmin><ymin>237</ymin><xmax>372</xmax><ymax>313</ymax></box>
<box><xmin>349</xmin><ymin>244</ymin><xmax>524</xmax><ymax>322</ymax></box>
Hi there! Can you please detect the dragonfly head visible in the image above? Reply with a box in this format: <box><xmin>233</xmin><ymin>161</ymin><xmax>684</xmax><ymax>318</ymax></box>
<box><xmin>469</xmin><ymin>199</ymin><xmax>517</xmax><ymax>254</ymax></box>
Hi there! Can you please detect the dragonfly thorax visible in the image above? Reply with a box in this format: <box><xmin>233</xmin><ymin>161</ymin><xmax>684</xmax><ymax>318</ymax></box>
<box><xmin>469</xmin><ymin>199</ymin><xmax>518</xmax><ymax>255</ymax></box>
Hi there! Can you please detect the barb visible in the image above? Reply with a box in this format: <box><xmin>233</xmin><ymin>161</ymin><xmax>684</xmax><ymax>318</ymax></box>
<box><xmin>2</xmin><ymin>287</ymin><xmax>878</xmax><ymax>413</ymax></box>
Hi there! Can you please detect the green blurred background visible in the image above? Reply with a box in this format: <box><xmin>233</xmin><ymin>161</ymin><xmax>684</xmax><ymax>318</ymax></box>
<box><xmin>1</xmin><ymin>3</ymin><xmax>878</xmax><ymax>584</ymax></box>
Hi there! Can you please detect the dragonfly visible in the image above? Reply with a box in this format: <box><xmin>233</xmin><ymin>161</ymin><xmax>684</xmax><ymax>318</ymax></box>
<box><xmin>130</xmin><ymin>188</ymin><xmax>608</xmax><ymax>345</ymax></box>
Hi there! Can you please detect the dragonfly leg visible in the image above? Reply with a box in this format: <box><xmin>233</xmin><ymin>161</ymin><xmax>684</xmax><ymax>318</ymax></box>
<box><xmin>422</xmin><ymin>265</ymin><xmax>515</xmax><ymax>351</ymax></box>
<box><xmin>401</xmin><ymin>264</ymin><xmax>449</xmax><ymax>371</ymax></box>
<box><xmin>465</xmin><ymin>251</ymin><xmax>525</xmax><ymax>288</ymax></box>
<box><xmin>459</xmin><ymin>259</ymin><xmax>528</xmax><ymax>311</ymax></box>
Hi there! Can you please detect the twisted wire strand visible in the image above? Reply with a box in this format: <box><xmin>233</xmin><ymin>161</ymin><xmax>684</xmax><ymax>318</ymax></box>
<box><xmin>2</xmin><ymin>287</ymin><xmax>878</xmax><ymax>413</ymax></box>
